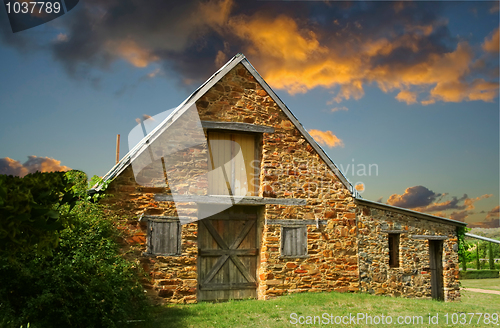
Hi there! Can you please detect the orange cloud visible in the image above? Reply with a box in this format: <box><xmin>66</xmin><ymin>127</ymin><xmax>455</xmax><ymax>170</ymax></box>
<box><xmin>228</xmin><ymin>13</ymin><xmax>498</xmax><ymax>104</ymax></box>
<box><xmin>229</xmin><ymin>15</ymin><xmax>325</xmax><ymax>63</ymax></box>
<box><xmin>0</xmin><ymin>156</ymin><xmax>71</xmax><ymax>177</ymax></box>
<box><xmin>486</xmin><ymin>205</ymin><xmax>499</xmax><ymax>220</ymax></box>
<box><xmin>483</xmin><ymin>27</ymin><xmax>499</xmax><ymax>53</ymax></box>
<box><xmin>463</xmin><ymin>194</ymin><xmax>492</xmax><ymax>210</ymax></box>
<box><xmin>107</xmin><ymin>40</ymin><xmax>159</xmax><ymax>68</ymax></box>
<box><xmin>308</xmin><ymin>129</ymin><xmax>344</xmax><ymax>148</ymax></box>
<box><xmin>396</xmin><ymin>90</ymin><xmax>418</xmax><ymax>104</ymax></box>
<box><xmin>355</xmin><ymin>183</ymin><xmax>365</xmax><ymax>192</ymax></box>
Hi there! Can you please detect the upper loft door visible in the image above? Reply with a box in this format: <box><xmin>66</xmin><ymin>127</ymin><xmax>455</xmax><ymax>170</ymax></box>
<box><xmin>207</xmin><ymin>131</ymin><xmax>258</xmax><ymax>196</ymax></box>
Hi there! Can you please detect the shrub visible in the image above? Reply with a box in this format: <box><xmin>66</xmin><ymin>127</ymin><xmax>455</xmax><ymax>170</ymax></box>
<box><xmin>460</xmin><ymin>270</ymin><xmax>500</xmax><ymax>279</ymax></box>
<box><xmin>0</xmin><ymin>172</ymin><xmax>150</xmax><ymax>328</ymax></box>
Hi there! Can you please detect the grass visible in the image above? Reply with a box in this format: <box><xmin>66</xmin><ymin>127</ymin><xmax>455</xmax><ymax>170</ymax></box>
<box><xmin>461</xmin><ymin>278</ymin><xmax>500</xmax><ymax>291</ymax></box>
<box><xmin>129</xmin><ymin>289</ymin><xmax>500</xmax><ymax>328</ymax></box>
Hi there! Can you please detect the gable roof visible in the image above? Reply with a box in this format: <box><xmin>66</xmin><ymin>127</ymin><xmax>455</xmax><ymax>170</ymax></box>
<box><xmin>93</xmin><ymin>53</ymin><xmax>466</xmax><ymax>228</ymax></box>
<box><xmin>95</xmin><ymin>53</ymin><xmax>359</xmax><ymax>196</ymax></box>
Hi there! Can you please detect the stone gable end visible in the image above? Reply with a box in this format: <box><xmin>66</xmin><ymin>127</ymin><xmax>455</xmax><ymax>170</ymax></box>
<box><xmin>101</xmin><ymin>60</ymin><xmax>461</xmax><ymax>304</ymax></box>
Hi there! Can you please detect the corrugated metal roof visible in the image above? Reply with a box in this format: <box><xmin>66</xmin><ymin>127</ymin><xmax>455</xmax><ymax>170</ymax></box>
<box><xmin>93</xmin><ymin>53</ymin><xmax>359</xmax><ymax>196</ymax></box>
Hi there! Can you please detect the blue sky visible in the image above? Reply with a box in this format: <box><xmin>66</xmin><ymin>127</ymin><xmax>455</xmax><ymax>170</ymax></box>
<box><xmin>0</xmin><ymin>0</ymin><xmax>498</xmax><ymax>227</ymax></box>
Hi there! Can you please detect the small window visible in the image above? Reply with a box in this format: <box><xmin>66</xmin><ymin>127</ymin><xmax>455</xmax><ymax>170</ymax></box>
<box><xmin>388</xmin><ymin>234</ymin><xmax>400</xmax><ymax>268</ymax></box>
<box><xmin>147</xmin><ymin>220</ymin><xmax>181</xmax><ymax>255</ymax></box>
<box><xmin>281</xmin><ymin>226</ymin><xmax>307</xmax><ymax>257</ymax></box>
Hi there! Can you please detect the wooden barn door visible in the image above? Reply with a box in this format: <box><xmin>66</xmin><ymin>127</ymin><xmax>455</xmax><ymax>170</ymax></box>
<box><xmin>429</xmin><ymin>240</ymin><xmax>444</xmax><ymax>301</ymax></box>
<box><xmin>198</xmin><ymin>206</ymin><xmax>259</xmax><ymax>301</ymax></box>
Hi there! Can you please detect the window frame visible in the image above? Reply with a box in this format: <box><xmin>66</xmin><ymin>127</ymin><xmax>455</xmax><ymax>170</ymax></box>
<box><xmin>206</xmin><ymin>130</ymin><xmax>260</xmax><ymax>197</ymax></box>
<box><xmin>280</xmin><ymin>225</ymin><xmax>308</xmax><ymax>258</ymax></box>
<box><xmin>388</xmin><ymin>233</ymin><xmax>400</xmax><ymax>268</ymax></box>
<box><xmin>145</xmin><ymin>218</ymin><xmax>182</xmax><ymax>256</ymax></box>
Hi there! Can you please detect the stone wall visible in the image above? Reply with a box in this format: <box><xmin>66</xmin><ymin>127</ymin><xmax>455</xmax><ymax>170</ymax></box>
<box><xmin>196</xmin><ymin>63</ymin><xmax>360</xmax><ymax>300</ymax></box>
<box><xmin>103</xmin><ymin>166</ymin><xmax>199</xmax><ymax>304</ymax></box>
<box><xmin>102</xmin><ymin>62</ymin><xmax>361</xmax><ymax>303</ymax></box>
<box><xmin>356</xmin><ymin>204</ymin><xmax>461</xmax><ymax>302</ymax></box>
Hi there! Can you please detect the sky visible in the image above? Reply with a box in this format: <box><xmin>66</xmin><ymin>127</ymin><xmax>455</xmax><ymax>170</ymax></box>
<box><xmin>0</xmin><ymin>0</ymin><xmax>498</xmax><ymax>228</ymax></box>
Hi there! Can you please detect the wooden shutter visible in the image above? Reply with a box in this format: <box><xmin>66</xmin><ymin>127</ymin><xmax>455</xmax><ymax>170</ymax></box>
<box><xmin>208</xmin><ymin>131</ymin><xmax>256</xmax><ymax>196</ymax></box>
<box><xmin>147</xmin><ymin>220</ymin><xmax>181</xmax><ymax>255</ymax></box>
<box><xmin>281</xmin><ymin>226</ymin><xmax>307</xmax><ymax>257</ymax></box>
<box><xmin>388</xmin><ymin>234</ymin><xmax>400</xmax><ymax>268</ymax></box>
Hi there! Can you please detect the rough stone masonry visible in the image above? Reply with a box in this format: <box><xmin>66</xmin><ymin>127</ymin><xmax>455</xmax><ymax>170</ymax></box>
<box><xmin>101</xmin><ymin>62</ymin><xmax>461</xmax><ymax>304</ymax></box>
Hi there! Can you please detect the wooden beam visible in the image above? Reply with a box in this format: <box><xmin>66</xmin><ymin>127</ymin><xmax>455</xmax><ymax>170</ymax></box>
<box><xmin>199</xmin><ymin>282</ymin><xmax>257</xmax><ymax>291</ymax></box>
<box><xmin>266</xmin><ymin>219</ymin><xmax>328</xmax><ymax>226</ymax></box>
<box><xmin>381</xmin><ymin>230</ymin><xmax>406</xmax><ymax>234</ymax></box>
<box><xmin>154</xmin><ymin>194</ymin><xmax>307</xmax><ymax>206</ymax></box>
<box><xmin>201</xmin><ymin>121</ymin><xmax>274</xmax><ymax>133</ymax></box>
<box><xmin>411</xmin><ymin>235</ymin><xmax>448</xmax><ymax>240</ymax></box>
<box><xmin>199</xmin><ymin>249</ymin><xmax>259</xmax><ymax>256</ymax></box>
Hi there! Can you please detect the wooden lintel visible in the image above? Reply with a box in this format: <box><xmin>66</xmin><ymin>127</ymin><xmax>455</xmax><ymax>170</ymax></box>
<box><xmin>201</xmin><ymin>121</ymin><xmax>274</xmax><ymax>133</ymax></box>
<box><xmin>154</xmin><ymin>194</ymin><xmax>307</xmax><ymax>206</ymax></box>
<box><xmin>411</xmin><ymin>235</ymin><xmax>448</xmax><ymax>240</ymax></box>
<box><xmin>199</xmin><ymin>282</ymin><xmax>258</xmax><ymax>291</ymax></box>
<box><xmin>199</xmin><ymin>249</ymin><xmax>259</xmax><ymax>256</ymax></box>
<box><xmin>266</xmin><ymin>219</ymin><xmax>328</xmax><ymax>226</ymax></box>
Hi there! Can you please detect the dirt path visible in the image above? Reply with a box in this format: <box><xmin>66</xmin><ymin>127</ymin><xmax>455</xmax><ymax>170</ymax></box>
<box><xmin>461</xmin><ymin>288</ymin><xmax>500</xmax><ymax>295</ymax></box>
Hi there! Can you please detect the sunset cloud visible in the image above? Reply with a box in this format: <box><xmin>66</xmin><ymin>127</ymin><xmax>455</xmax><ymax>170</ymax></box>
<box><xmin>387</xmin><ymin>185</ymin><xmax>439</xmax><ymax>208</ymax></box>
<box><xmin>483</xmin><ymin>27</ymin><xmax>499</xmax><ymax>53</ymax></box>
<box><xmin>308</xmin><ymin>129</ymin><xmax>344</xmax><ymax>148</ymax></box>
<box><xmin>486</xmin><ymin>205</ymin><xmax>499</xmax><ymax>220</ymax></box>
<box><xmin>1</xmin><ymin>1</ymin><xmax>497</xmax><ymax>104</ymax></box>
<box><xmin>386</xmin><ymin>185</ymin><xmax>493</xmax><ymax>223</ymax></box>
<box><xmin>355</xmin><ymin>183</ymin><xmax>365</xmax><ymax>192</ymax></box>
<box><xmin>0</xmin><ymin>156</ymin><xmax>71</xmax><ymax>177</ymax></box>
<box><xmin>396</xmin><ymin>90</ymin><xmax>418</xmax><ymax>105</ymax></box>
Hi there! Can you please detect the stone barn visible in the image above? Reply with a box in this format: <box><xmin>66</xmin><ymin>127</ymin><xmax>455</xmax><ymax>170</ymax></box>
<box><xmin>93</xmin><ymin>53</ymin><xmax>465</xmax><ymax>304</ymax></box>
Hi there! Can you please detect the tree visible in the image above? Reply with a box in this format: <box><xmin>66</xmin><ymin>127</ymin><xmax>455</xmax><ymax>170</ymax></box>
<box><xmin>0</xmin><ymin>171</ymin><xmax>82</xmax><ymax>257</ymax></box>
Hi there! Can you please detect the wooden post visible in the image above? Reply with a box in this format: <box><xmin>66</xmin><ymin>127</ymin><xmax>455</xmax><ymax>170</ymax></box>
<box><xmin>116</xmin><ymin>134</ymin><xmax>120</xmax><ymax>164</ymax></box>
<box><xmin>476</xmin><ymin>241</ymin><xmax>480</xmax><ymax>270</ymax></box>
<box><xmin>489</xmin><ymin>242</ymin><xmax>495</xmax><ymax>270</ymax></box>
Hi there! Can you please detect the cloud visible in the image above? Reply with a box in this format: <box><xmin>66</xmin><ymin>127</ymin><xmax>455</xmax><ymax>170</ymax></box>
<box><xmin>486</xmin><ymin>205</ymin><xmax>500</xmax><ymax>220</ymax></box>
<box><xmin>308</xmin><ymin>129</ymin><xmax>344</xmax><ymax>148</ymax></box>
<box><xmin>490</xmin><ymin>2</ymin><xmax>500</xmax><ymax>14</ymax></box>
<box><xmin>330</xmin><ymin>106</ymin><xmax>348</xmax><ymax>113</ymax></box>
<box><xmin>386</xmin><ymin>185</ymin><xmax>494</xmax><ymax>224</ymax></box>
<box><xmin>1</xmin><ymin>1</ymin><xmax>497</xmax><ymax>104</ymax></box>
<box><xmin>0</xmin><ymin>156</ymin><xmax>71</xmax><ymax>177</ymax></box>
<box><xmin>449</xmin><ymin>210</ymin><xmax>469</xmax><ymax>222</ymax></box>
<box><xmin>107</xmin><ymin>39</ymin><xmax>159</xmax><ymax>68</ymax></box>
<box><xmin>482</xmin><ymin>28</ymin><xmax>499</xmax><ymax>53</ymax></box>
<box><xmin>387</xmin><ymin>185</ymin><xmax>439</xmax><ymax>208</ymax></box>
<box><xmin>396</xmin><ymin>90</ymin><xmax>418</xmax><ymax>104</ymax></box>
<box><xmin>355</xmin><ymin>183</ymin><xmax>364</xmax><ymax>192</ymax></box>
<box><xmin>469</xmin><ymin>218</ymin><xmax>500</xmax><ymax>229</ymax></box>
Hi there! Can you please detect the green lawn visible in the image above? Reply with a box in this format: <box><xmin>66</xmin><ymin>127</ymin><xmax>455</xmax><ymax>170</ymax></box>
<box><xmin>131</xmin><ymin>289</ymin><xmax>500</xmax><ymax>328</ymax></box>
<box><xmin>461</xmin><ymin>278</ymin><xmax>500</xmax><ymax>291</ymax></box>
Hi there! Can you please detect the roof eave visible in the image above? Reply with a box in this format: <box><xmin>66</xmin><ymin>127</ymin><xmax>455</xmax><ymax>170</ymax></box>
<box><xmin>354</xmin><ymin>197</ymin><xmax>467</xmax><ymax>227</ymax></box>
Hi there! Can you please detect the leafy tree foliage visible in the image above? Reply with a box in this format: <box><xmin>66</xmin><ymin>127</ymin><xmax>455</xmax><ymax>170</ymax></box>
<box><xmin>0</xmin><ymin>171</ymin><xmax>150</xmax><ymax>327</ymax></box>
<box><xmin>0</xmin><ymin>171</ymin><xmax>80</xmax><ymax>256</ymax></box>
